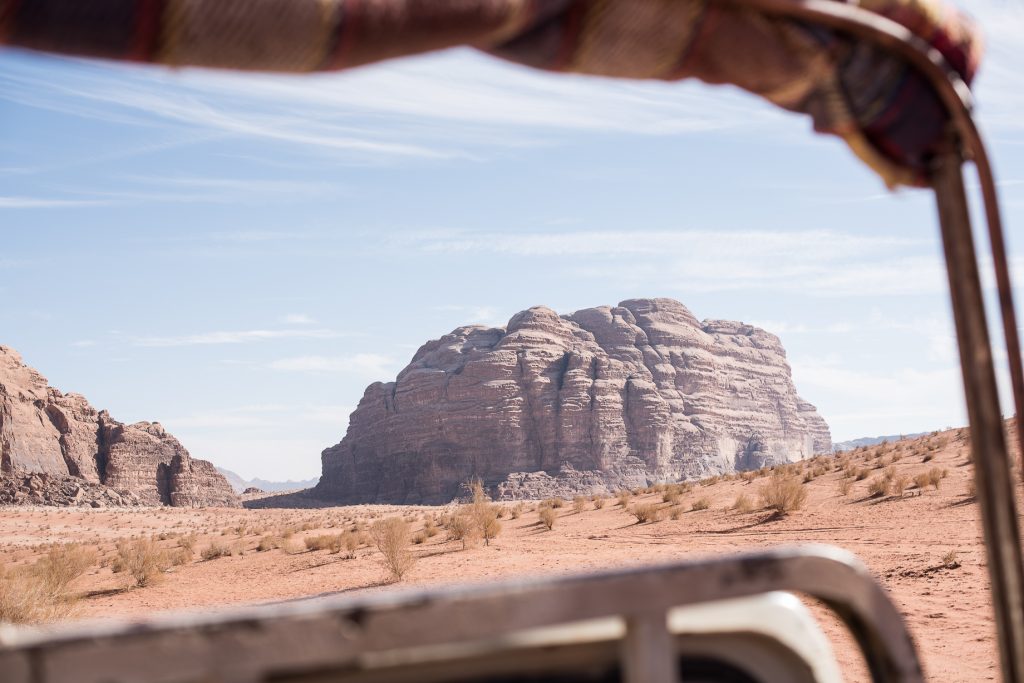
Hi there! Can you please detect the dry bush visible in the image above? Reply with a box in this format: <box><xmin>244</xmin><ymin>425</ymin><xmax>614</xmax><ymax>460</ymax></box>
<box><xmin>669</xmin><ymin>506</ymin><xmax>683</xmax><ymax>520</ymax></box>
<box><xmin>892</xmin><ymin>474</ymin><xmax>910</xmax><ymax>496</ymax></box>
<box><xmin>913</xmin><ymin>472</ymin><xmax>931</xmax><ymax>490</ymax></box>
<box><xmin>548</xmin><ymin>498</ymin><xmax>564</xmax><ymax>509</ymax></box>
<box><xmin>169</xmin><ymin>547</ymin><xmax>193</xmax><ymax>566</ymax></box>
<box><xmin>837</xmin><ymin>478</ymin><xmax>853</xmax><ymax>497</ymax></box>
<box><xmin>202</xmin><ymin>540</ymin><xmax>232</xmax><ymax>560</ymax></box>
<box><xmin>630</xmin><ymin>503</ymin><xmax>661</xmax><ymax>524</ymax></box>
<box><xmin>177</xmin><ymin>534</ymin><xmax>197</xmax><ymax>553</ymax></box>
<box><xmin>423</xmin><ymin>519</ymin><xmax>439</xmax><ymax>537</ymax></box>
<box><xmin>539</xmin><ymin>507</ymin><xmax>557</xmax><ymax>531</ymax></box>
<box><xmin>855</xmin><ymin>468</ymin><xmax>870</xmax><ymax>481</ymax></box>
<box><xmin>304</xmin><ymin>535</ymin><xmax>335</xmax><ymax>552</ymax></box>
<box><xmin>468</xmin><ymin>481</ymin><xmax>502</xmax><ymax>546</ymax></box>
<box><xmin>923</xmin><ymin>453</ymin><xmax>934</xmax><ymax>462</ymax></box>
<box><xmin>942</xmin><ymin>550</ymin><xmax>960</xmax><ymax>568</ymax></box>
<box><xmin>257</xmin><ymin>535</ymin><xmax>280</xmax><ymax>552</ymax></box>
<box><xmin>572</xmin><ymin>496</ymin><xmax>587</xmax><ymax>514</ymax></box>
<box><xmin>663</xmin><ymin>489</ymin><xmax>681</xmax><ymax>505</ymax></box>
<box><xmin>0</xmin><ymin>543</ymin><xmax>97</xmax><ymax>623</ymax></box>
<box><xmin>446</xmin><ymin>512</ymin><xmax>476</xmax><ymax>549</ymax></box>
<box><xmin>370</xmin><ymin>517</ymin><xmax>416</xmax><ymax>582</ymax></box>
<box><xmin>616</xmin><ymin>490</ymin><xmax>631</xmax><ymax>507</ymax></box>
<box><xmin>758</xmin><ymin>477</ymin><xmax>807</xmax><ymax>514</ymax></box>
<box><xmin>412</xmin><ymin>531</ymin><xmax>427</xmax><ymax>545</ymax></box>
<box><xmin>117</xmin><ymin>539</ymin><xmax>167</xmax><ymax>588</ymax></box>
<box><xmin>927</xmin><ymin>467</ymin><xmax>945</xmax><ymax>489</ymax></box>
<box><xmin>732</xmin><ymin>494</ymin><xmax>754</xmax><ymax>513</ymax></box>
<box><xmin>592</xmin><ymin>496</ymin><xmax>606</xmax><ymax>510</ymax></box>
<box><xmin>691</xmin><ymin>497</ymin><xmax>711</xmax><ymax>511</ymax></box>
<box><xmin>867</xmin><ymin>477</ymin><xmax>891</xmax><ymax>498</ymax></box>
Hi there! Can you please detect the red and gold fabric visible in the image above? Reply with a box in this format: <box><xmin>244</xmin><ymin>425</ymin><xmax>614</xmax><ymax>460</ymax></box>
<box><xmin>0</xmin><ymin>0</ymin><xmax>982</xmax><ymax>187</ymax></box>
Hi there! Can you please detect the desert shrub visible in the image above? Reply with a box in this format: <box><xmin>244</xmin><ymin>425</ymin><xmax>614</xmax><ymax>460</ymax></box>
<box><xmin>837</xmin><ymin>478</ymin><xmax>853</xmax><ymax>497</ymax></box>
<box><xmin>257</xmin><ymin>535</ymin><xmax>280</xmax><ymax>552</ymax></box>
<box><xmin>169</xmin><ymin>547</ymin><xmax>192</xmax><ymax>566</ymax></box>
<box><xmin>33</xmin><ymin>543</ymin><xmax>97</xmax><ymax>598</ymax></box>
<box><xmin>342</xmin><ymin>531</ymin><xmax>360</xmax><ymax>558</ymax></box>
<box><xmin>412</xmin><ymin>531</ymin><xmax>427</xmax><ymax>545</ymax></box>
<box><xmin>468</xmin><ymin>481</ymin><xmax>502</xmax><ymax>546</ymax></box>
<box><xmin>855</xmin><ymin>468</ymin><xmax>870</xmax><ymax>481</ymax></box>
<box><xmin>669</xmin><ymin>506</ymin><xmax>683</xmax><ymax>520</ymax></box>
<box><xmin>447</xmin><ymin>512</ymin><xmax>477</xmax><ymax>549</ymax></box>
<box><xmin>758</xmin><ymin>477</ymin><xmax>807</xmax><ymax>514</ymax></box>
<box><xmin>691</xmin><ymin>497</ymin><xmax>711</xmax><ymax>511</ymax></box>
<box><xmin>867</xmin><ymin>477</ymin><xmax>891</xmax><ymax>498</ymax></box>
<box><xmin>423</xmin><ymin>519</ymin><xmax>439</xmax><ymax>537</ymax></box>
<box><xmin>663</xmin><ymin>489</ymin><xmax>681</xmax><ymax>505</ymax></box>
<box><xmin>923</xmin><ymin>453</ymin><xmax>934</xmax><ymax>462</ymax></box>
<box><xmin>592</xmin><ymin>496</ymin><xmax>606</xmax><ymax>510</ymax></box>
<box><xmin>630</xmin><ymin>503</ymin><xmax>661</xmax><ymax>524</ymax></box>
<box><xmin>304</xmin><ymin>535</ymin><xmax>334</xmax><ymax>552</ymax></box>
<box><xmin>892</xmin><ymin>475</ymin><xmax>909</xmax><ymax>496</ymax></box>
<box><xmin>0</xmin><ymin>542</ymin><xmax>99</xmax><ymax>623</ymax></box>
<box><xmin>572</xmin><ymin>496</ymin><xmax>587</xmax><ymax>514</ymax></box>
<box><xmin>549</xmin><ymin>498</ymin><xmax>564</xmax><ymax>509</ymax></box>
<box><xmin>202</xmin><ymin>540</ymin><xmax>232</xmax><ymax>560</ymax></box>
<box><xmin>927</xmin><ymin>467</ymin><xmax>944</xmax><ymax>489</ymax></box>
<box><xmin>539</xmin><ymin>507</ymin><xmax>557</xmax><ymax>531</ymax></box>
<box><xmin>117</xmin><ymin>539</ymin><xmax>167</xmax><ymax>587</ymax></box>
<box><xmin>370</xmin><ymin>517</ymin><xmax>416</xmax><ymax>582</ymax></box>
<box><xmin>942</xmin><ymin>550</ymin><xmax>960</xmax><ymax>568</ymax></box>
<box><xmin>913</xmin><ymin>472</ymin><xmax>931</xmax><ymax>490</ymax></box>
<box><xmin>732</xmin><ymin>494</ymin><xmax>754</xmax><ymax>512</ymax></box>
<box><xmin>177</xmin><ymin>534</ymin><xmax>197</xmax><ymax>553</ymax></box>
<box><xmin>616</xmin><ymin>490</ymin><xmax>631</xmax><ymax>507</ymax></box>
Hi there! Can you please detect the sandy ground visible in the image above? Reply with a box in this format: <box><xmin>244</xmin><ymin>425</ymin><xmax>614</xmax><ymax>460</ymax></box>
<box><xmin>0</xmin><ymin>427</ymin><xmax>1006</xmax><ymax>681</ymax></box>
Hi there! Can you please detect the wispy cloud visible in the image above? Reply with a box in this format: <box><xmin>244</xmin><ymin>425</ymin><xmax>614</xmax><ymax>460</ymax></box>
<box><xmin>132</xmin><ymin>329</ymin><xmax>345</xmax><ymax>347</ymax></box>
<box><xmin>281</xmin><ymin>313</ymin><xmax>316</xmax><ymax>325</ymax></box>
<box><xmin>0</xmin><ymin>196</ymin><xmax>116</xmax><ymax>208</ymax></box>
<box><xmin>268</xmin><ymin>354</ymin><xmax>396</xmax><ymax>377</ymax></box>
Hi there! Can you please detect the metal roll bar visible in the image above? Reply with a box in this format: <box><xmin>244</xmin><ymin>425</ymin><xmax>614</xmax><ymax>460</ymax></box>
<box><xmin>721</xmin><ymin>3</ymin><xmax>1024</xmax><ymax>680</ymax></box>
<box><xmin>0</xmin><ymin>545</ymin><xmax>921</xmax><ymax>683</ymax></box>
<box><xmin>1</xmin><ymin>1</ymin><xmax>1021</xmax><ymax>680</ymax></box>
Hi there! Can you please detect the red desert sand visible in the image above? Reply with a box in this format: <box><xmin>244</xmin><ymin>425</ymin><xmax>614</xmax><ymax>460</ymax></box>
<box><xmin>0</xmin><ymin>427</ymin><xmax>1013</xmax><ymax>681</ymax></box>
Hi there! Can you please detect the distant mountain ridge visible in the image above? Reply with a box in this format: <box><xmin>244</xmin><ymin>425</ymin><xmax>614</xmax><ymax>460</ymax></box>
<box><xmin>217</xmin><ymin>467</ymin><xmax>318</xmax><ymax>493</ymax></box>
<box><xmin>833</xmin><ymin>433</ymin><xmax>928</xmax><ymax>452</ymax></box>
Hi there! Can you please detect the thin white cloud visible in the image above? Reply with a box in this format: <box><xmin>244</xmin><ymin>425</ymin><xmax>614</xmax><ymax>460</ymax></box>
<box><xmin>132</xmin><ymin>328</ymin><xmax>345</xmax><ymax>347</ymax></box>
<box><xmin>281</xmin><ymin>313</ymin><xmax>316</xmax><ymax>325</ymax></box>
<box><xmin>0</xmin><ymin>196</ymin><xmax>115</xmax><ymax>208</ymax></box>
<box><xmin>268</xmin><ymin>354</ymin><xmax>396</xmax><ymax>377</ymax></box>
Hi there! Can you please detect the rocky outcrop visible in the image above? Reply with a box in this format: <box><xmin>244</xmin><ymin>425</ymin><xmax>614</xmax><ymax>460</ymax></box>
<box><xmin>0</xmin><ymin>346</ymin><xmax>239</xmax><ymax>507</ymax></box>
<box><xmin>316</xmin><ymin>298</ymin><xmax>831</xmax><ymax>504</ymax></box>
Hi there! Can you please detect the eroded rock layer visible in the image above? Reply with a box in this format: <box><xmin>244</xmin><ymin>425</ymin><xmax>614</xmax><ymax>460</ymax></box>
<box><xmin>0</xmin><ymin>346</ymin><xmax>239</xmax><ymax>507</ymax></box>
<box><xmin>316</xmin><ymin>298</ymin><xmax>831</xmax><ymax>504</ymax></box>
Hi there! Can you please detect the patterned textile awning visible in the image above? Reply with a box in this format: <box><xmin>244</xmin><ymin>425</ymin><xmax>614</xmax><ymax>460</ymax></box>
<box><xmin>0</xmin><ymin>0</ymin><xmax>981</xmax><ymax>187</ymax></box>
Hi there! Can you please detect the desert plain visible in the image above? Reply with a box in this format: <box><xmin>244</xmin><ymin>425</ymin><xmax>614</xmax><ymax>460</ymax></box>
<box><xmin>0</xmin><ymin>427</ymin><xmax>1009</xmax><ymax>682</ymax></box>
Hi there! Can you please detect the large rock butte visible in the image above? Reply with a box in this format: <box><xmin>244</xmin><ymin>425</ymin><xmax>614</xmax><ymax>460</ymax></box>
<box><xmin>316</xmin><ymin>298</ymin><xmax>831</xmax><ymax>504</ymax></box>
<box><xmin>0</xmin><ymin>346</ymin><xmax>239</xmax><ymax>507</ymax></box>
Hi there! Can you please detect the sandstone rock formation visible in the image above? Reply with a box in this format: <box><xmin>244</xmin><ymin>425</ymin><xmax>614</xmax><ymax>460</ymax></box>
<box><xmin>316</xmin><ymin>298</ymin><xmax>831</xmax><ymax>504</ymax></box>
<box><xmin>0</xmin><ymin>346</ymin><xmax>239</xmax><ymax>507</ymax></box>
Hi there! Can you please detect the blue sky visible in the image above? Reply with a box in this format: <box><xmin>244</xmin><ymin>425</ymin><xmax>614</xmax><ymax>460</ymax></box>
<box><xmin>3</xmin><ymin>1</ymin><xmax>1024</xmax><ymax>481</ymax></box>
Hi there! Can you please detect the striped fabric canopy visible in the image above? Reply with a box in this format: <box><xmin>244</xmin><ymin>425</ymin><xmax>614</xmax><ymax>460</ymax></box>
<box><xmin>0</xmin><ymin>0</ymin><xmax>981</xmax><ymax>187</ymax></box>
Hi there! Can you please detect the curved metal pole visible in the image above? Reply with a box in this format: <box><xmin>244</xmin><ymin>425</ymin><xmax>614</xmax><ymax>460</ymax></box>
<box><xmin>720</xmin><ymin>2</ymin><xmax>1024</xmax><ymax>679</ymax></box>
<box><xmin>933</xmin><ymin>148</ymin><xmax>1024</xmax><ymax>682</ymax></box>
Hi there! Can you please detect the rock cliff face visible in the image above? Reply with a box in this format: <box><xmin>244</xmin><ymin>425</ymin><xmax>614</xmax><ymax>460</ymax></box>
<box><xmin>316</xmin><ymin>298</ymin><xmax>831</xmax><ymax>504</ymax></box>
<box><xmin>0</xmin><ymin>346</ymin><xmax>239</xmax><ymax>507</ymax></box>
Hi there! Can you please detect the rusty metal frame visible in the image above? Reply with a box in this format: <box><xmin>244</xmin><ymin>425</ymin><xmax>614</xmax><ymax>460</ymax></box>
<box><xmin>0</xmin><ymin>545</ymin><xmax>920</xmax><ymax>683</ymax></box>
<box><xmin>0</xmin><ymin>2</ymin><xmax>1021</xmax><ymax>682</ymax></box>
<box><xmin>719</xmin><ymin>4</ymin><xmax>1024</xmax><ymax>681</ymax></box>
